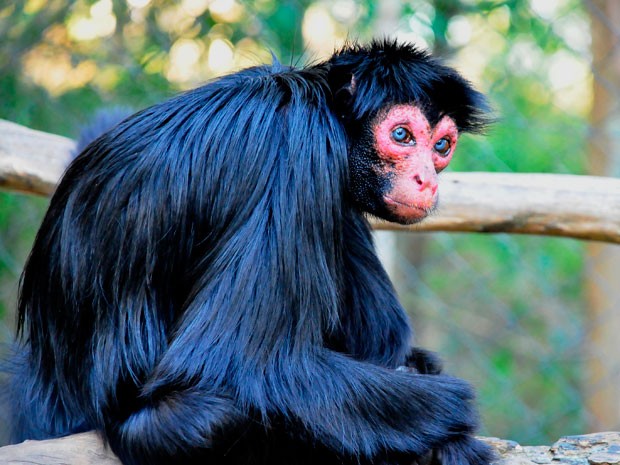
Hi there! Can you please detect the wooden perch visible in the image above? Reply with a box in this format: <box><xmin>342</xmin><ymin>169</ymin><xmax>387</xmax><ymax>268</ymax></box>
<box><xmin>0</xmin><ymin>432</ymin><xmax>119</xmax><ymax>464</ymax></box>
<box><xmin>2</xmin><ymin>431</ymin><xmax>620</xmax><ymax>464</ymax></box>
<box><xmin>375</xmin><ymin>172</ymin><xmax>620</xmax><ymax>244</ymax></box>
<box><xmin>1</xmin><ymin>118</ymin><xmax>619</xmax><ymax>243</ymax></box>
<box><xmin>0</xmin><ymin>119</ymin><xmax>75</xmax><ymax>196</ymax></box>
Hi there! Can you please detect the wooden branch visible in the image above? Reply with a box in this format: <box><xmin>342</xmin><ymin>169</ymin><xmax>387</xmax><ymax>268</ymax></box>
<box><xmin>1</xmin><ymin>118</ymin><xmax>619</xmax><ymax>243</ymax></box>
<box><xmin>0</xmin><ymin>432</ymin><xmax>120</xmax><ymax>464</ymax></box>
<box><xmin>2</xmin><ymin>431</ymin><xmax>620</xmax><ymax>464</ymax></box>
<box><xmin>0</xmin><ymin>119</ymin><xmax>75</xmax><ymax>196</ymax></box>
<box><xmin>372</xmin><ymin>172</ymin><xmax>620</xmax><ymax>243</ymax></box>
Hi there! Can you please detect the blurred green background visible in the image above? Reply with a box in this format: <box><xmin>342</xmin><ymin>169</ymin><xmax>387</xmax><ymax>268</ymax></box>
<box><xmin>1</xmin><ymin>0</ymin><xmax>619</xmax><ymax>445</ymax></box>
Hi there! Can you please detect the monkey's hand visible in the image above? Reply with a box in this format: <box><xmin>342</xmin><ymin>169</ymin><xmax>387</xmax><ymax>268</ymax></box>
<box><xmin>408</xmin><ymin>352</ymin><xmax>494</xmax><ymax>465</ymax></box>
<box><xmin>397</xmin><ymin>347</ymin><xmax>443</xmax><ymax>375</ymax></box>
<box><xmin>397</xmin><ymin>351</ymin><xmax>494</xmax><ymax>465</ymax></box>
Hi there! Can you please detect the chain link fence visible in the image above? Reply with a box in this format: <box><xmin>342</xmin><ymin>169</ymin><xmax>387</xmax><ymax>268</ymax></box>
<box><xmin>0</xmin><ymin>0</ymin><xmax>618</xmax><ymax>445</ymax></box>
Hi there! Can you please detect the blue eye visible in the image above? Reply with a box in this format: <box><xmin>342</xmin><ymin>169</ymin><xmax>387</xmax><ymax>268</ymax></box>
<box><xmin>434</xmin><ymin>138</ymin><xmax>451</xmax><ymax>156</ymax></box>
<box><xmin>392</xmin><ymin>127</ymin><xmax>414</xmax><ymax>144</ymax></box>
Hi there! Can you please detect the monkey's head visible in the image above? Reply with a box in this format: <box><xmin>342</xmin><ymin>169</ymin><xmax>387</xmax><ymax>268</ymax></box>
<box><xmin>327</xmin><ymin>40</ymin><xmax>490</xmax><ymax>225</ymax></box>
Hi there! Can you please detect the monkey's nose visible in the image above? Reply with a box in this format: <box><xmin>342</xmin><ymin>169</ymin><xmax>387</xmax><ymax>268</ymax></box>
<box><xmin>412</xmin><ymin>174</ymin><xmax>438</xmax><ymax>194</ymax></box>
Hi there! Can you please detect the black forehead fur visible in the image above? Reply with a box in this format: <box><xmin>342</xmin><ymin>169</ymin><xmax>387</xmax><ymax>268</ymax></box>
<box><xmin>327</xmin><ymin>39</ymin><xmax>490</xmax><ymax>133</ymax></box>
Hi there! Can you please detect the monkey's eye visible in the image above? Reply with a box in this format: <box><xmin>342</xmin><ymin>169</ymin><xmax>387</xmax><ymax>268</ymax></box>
<box><xmin>391</xmin><ymin>127</ymin><xmax>414</xmax><ymax>145</ymax></box>
<box><xmin>434</xmin><ymin>138</ymin><xmax>451</xmax><ymax>156</ymax></box>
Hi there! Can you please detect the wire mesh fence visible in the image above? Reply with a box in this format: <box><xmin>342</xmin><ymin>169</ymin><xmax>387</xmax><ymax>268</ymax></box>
<box><xmin>0</xmin><ymin>0</ymin><xmax>618</xmax><ymax>446</ymax></box>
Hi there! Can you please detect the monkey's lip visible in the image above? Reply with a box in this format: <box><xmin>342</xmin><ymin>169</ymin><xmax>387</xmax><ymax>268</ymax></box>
<box><xmin>383</xmin><ymin>195</ymin><xmax>433</xmax><ymax>216</ymax></box>
<box><xmin>383</xmin><ymin>195</ymin><xmax>437</xmax><ymax>224</ymax></box>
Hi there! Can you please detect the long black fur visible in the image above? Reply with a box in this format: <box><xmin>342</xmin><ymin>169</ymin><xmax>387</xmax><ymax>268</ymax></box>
<box><xmin>10</xmin><ymin>40</ymin><xmax>492</xmax><ymax>465</ymax></box>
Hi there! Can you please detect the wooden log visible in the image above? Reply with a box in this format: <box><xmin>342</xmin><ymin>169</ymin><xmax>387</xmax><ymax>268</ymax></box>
<box><xmin>0</xmin><ymin>119</ymin><xmax>75</xmax><ymax>196</ymax></box>
<box><xmin>2</xmin><ymin>431</ymin><xmax>620</xmax><ymax>465</ymax></box>
<box><xmin>373</xmin><ymin>172</ymin><xmax>620</xmax><ymax>243</ymax></box>
<box><xmin>0</xmin><ymin>432</ymin><xmax>120</xmax><ymax>465</ymax></box>
<box><xmin>1</xmin><ymin>118</ymin><xmax>619</xmax><ymax>243</ymax></box>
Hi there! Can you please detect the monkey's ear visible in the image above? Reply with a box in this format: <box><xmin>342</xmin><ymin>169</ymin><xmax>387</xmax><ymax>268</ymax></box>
<box><xmin>327</xmin><ymin>70</ymin><xmax>357</xmax><ymax>118</ymax></box>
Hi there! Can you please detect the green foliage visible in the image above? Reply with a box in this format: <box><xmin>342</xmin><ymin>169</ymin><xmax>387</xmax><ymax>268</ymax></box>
<box><xmin>410</xmin><ymin>232</ymin><xmax>585</xmax><ymax>442</ymax></box>
<box><xmin>0</xmin><ymin>193</ymin><xmax>47</xmax><ymax>322</ymax></box>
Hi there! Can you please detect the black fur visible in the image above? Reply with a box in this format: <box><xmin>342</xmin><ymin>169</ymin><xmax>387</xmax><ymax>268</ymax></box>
<box><xmin>327</xmin><ymin>40</ymin><xmax>489</xmax><ymax>132</ymax></box>
<box><xmin>9</xmin><ymin>40</ymin><xmax>492</xmax><ymax>465</ymax></box>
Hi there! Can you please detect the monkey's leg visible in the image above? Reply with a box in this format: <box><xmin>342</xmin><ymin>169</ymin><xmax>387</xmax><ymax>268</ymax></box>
<box><xmin>102</xmin><ymin>381</ymin><xmax>244</xmax><ymax>465</ymax></box>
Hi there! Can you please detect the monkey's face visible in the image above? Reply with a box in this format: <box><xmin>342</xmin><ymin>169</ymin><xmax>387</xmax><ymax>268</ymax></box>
<box><xmin>369</xmin><ymin>103</ymin><xmax>458</xmax><ymax>225</ymax></box>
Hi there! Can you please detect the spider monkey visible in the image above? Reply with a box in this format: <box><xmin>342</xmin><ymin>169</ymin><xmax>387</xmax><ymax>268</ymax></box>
<box><xmin>9</xmin><ymin>40</ymin><xmax>492</xmax><ymax>465</ymax></box>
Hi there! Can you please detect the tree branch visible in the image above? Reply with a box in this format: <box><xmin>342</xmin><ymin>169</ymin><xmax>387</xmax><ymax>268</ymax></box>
<box><xmin>1</xmin><ymin>119</ymin><xmax>619</xmax><ymax>243</ymax></box>
<box><xmin>0</xmin><ymin>119</ymin><xmax>74</xmax><ymax>196</ymax></box>
<box><xmin>2</xmin><ymin>431</ymin><xmax>620</xmax><ymax>464</ymax></box>
<box><xmin>0</xmin><ymin>432</ymin><xmax>119</xmax><ymax>465</ymax></box>
<box><xmin>374</xmin><ymin>172</ymin><xmax>620</xmax><ymax>243</ymax></box>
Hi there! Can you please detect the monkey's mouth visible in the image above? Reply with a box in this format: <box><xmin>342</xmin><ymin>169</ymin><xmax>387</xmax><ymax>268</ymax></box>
<box><xmin>384</xmin><ymin>195</ymin><xmax>436</xmax><ymax>223</ymax></box>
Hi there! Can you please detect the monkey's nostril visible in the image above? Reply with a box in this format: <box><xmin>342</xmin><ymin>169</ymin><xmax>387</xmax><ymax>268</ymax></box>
<box><xmin>413</xmin><ymin>174</ymin><xmax>438</xmax><ymax>193</ymax></box>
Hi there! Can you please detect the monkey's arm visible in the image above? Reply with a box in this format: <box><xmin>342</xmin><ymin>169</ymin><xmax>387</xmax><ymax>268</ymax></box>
<box><xmin>329</xmin><ymin>211</ymin><xmax>440</xmax><ymax>373</ymax></box>
<box><xmin>260</xmin><ymin>349</ymin><xmax>490</xmax><ymax>464</ymax></box>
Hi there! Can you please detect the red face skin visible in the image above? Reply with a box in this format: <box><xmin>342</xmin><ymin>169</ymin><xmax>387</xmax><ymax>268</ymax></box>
<box><xmin>372</xmin><ymin>104</ymin><xmax>459</xmax><ymax>223</ymax></box>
